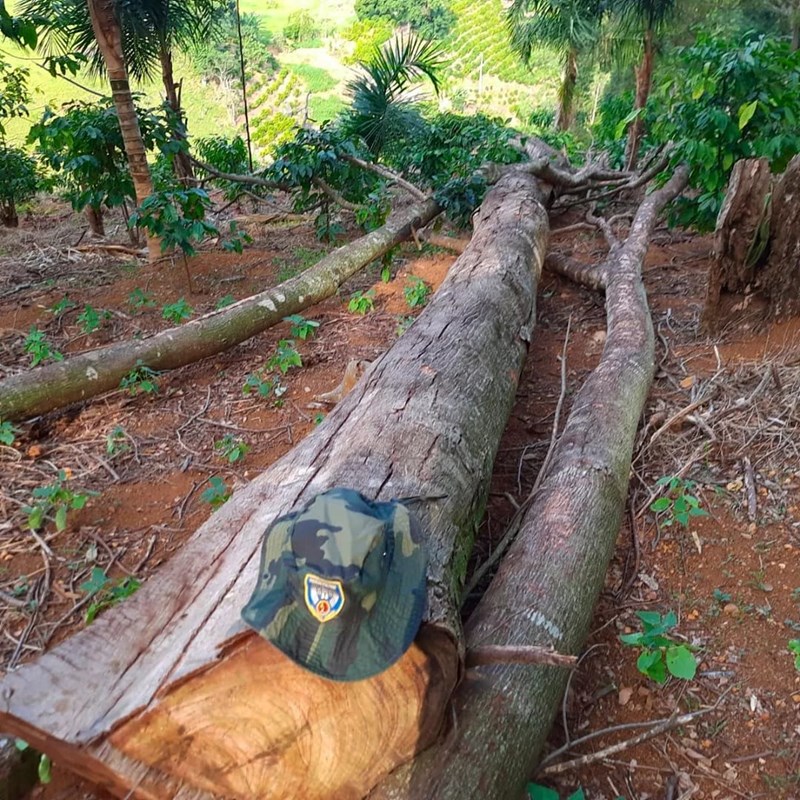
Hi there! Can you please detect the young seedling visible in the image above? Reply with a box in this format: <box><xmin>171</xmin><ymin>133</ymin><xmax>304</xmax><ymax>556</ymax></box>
<box><xmin>0</xmin><ymin>419</ymin><xmax>18</xmax><ymax>446</ymax></box>
<box><xmin>202</xmin><ymin>476</ymin><xmax>231</xmax><ymax>510</ymax></box>
<box><xmin>76</xmin><ymin>304</ymin><xmax>111</xmax><ymax>334</ymax></box>
<box><xmin>120</xmin><ymin>361</ymin><xmax>159</xmax><ymax>395</ymax></box>
<box><xmin>162</xmin><ymin>298</ymin><xmax>193</xmax><ymax>324</ymax></box>
<box><xmin>221</xmin><ymin>221</ymin><xmax>253</xmax><ymax>253</ymax></box>
<box><xmin>403</xmin><ymin>276</ymin><xmax>431</xmax><ymax>308</ymax></box>
<box><xmin>268</xmin><ymin>340</ymin><xmax>302</xmax><ymax>374</ymax></box>
<box><xmin>215</xmin><ymin>294</ymin><xmax>236</xmax><ymax>310</ymax></box>
<box><xmin>105</xmin><ymin>425</ymin><xmax>130</xmax><ymax>457</ymax></box>
<box><xmin>214</xmin><ymin>434</ymin><xmax>249</xmax><ymax>464</ymax></box>
<box><xmin>24</xmin><ymin>326</ymin><xmax>63</xmax><ymax>367</ymax></box>
<box><xmin>650</xmin><ymin>476</ymin><xmax>708</xmax><ymax>528</ymax></box>
<box><xmin>128</xmin><ymin>287</ymin><xmax>155</xmax><ymax>311</ymax></box>
<box><xmin>789</xmin><ymin>639</ymin><xmax>800</xmax><ymax>671</ymax></box>
<box><xmin>528</xmin><ymin>786</ymin><xmax>613</xmax><ymax>800</ymax></box>
<box><xmin>79</xmin><ymin>566</ymin><xmax>141</xmax><ymax>624</ymax></box>
<box><xmin>619</xmin><ymin>610</ymin><xmax>697</xmax><ymax>684</ymax></box>
<box><xmin>348</xmin><ymin>289</ymin><xmax>375</xmax><ymax>315</ymax></box>
<box><xmin>23</xmin><ymin>469</ymin><xmax>96</xmax><ymax>532</ymax></box>
<box><xmin>243</xmin><ymin>372</ymin><xmax>274</xmax><ymax>398</ymax></box>
<box><xmin>50</xmin><ymin>295</ymin><xmax>76</xmax><ymax>316</ymax></box>
<box><xmin>283</xmin><ymin>314</ymin><xmax>320</xmax><ymax>340</ymax></box>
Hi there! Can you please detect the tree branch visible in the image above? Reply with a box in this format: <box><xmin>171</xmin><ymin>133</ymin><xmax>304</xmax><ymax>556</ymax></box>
<box><xmin>190</xmin><ymin>157</ymin><xmax>288</xmax><ymax>191</ymax></box>
<box><xmin>339</xmin><ymin>154</ymin><xmax>429</xmax><ymax>201</ymax></box>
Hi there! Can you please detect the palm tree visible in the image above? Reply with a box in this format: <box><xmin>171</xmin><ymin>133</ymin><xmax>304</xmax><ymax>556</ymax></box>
<box><xmin>507</xmin><ymin>0</ymin><xmax>604</xmax><ymax>131</ymax></box>
<box><xmin>84</xmin><ymin>0</ymin><xmax>159</xmax><ymax>258</ymax></box>
<box><xmin>21</xmin><ymin>0</ymin><xmax>224</xmax><ymax>177</ymax></box>
<box><xmin>612</xmin><ymin>0</ymin><xmax>677</xmax><ymax>168</ymax></box>
<box><xmin>343</xmin><ymin>34</ymin><xmax>445</xmax><ymax>157</ymax></box>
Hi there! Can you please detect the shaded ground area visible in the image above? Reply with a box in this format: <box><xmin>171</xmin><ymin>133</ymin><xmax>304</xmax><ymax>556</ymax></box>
<box><xmin>0</xmin><ymin>200</ymin><xmax>798</xmax><ymax>799</ymax></box>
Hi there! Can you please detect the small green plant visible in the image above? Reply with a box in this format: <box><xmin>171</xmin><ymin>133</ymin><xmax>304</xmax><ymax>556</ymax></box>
<box><xmin>268</xmin><ymin>339</ymin><xmax>302</xmax><ymax>374</ymax></box>
<box><xmin>202</xmin><ymin>476</ymin><xmax>230</xmax><ymax>510</ymax></box>
<box><xmin>214</xmin><ymin>434</ymin><xmax>249</xmax><ymax>464</ymax></box>
<box><xmin>528</xmin><ymin>786</ymin><xmax>615</xmax><ymax>800</ymax></box>
<box><xmin>76</xmin><ymin>304</ymin><xmax>111</xmax><ymax>334</ymax></box>
<box><xmin>789</xmin><ymin>639</ymin><xmax>800</xmax><ymax>671</ymax></box>
<box><xmin>650</xmin><ymin>476</ymin><xmax>708</xmax><ymax>528</ymax></box>
<box><xmin>0</xmin><ymin>419</ymin><xmax>18</xmax><ymax>446</ymax></box>
<box><xmin>403</xmin><ymin>276</ymin><xmax>431</xmax><ymax>308</ymax></box>
<box><xmin>396</xmin><ymin>315</ymin><xmax>415</xmax><ymax>336</ymax></box>
<box><xmin>13</xmin><ymin>741</ymin><xmax>51</xmax><ymax>785</ymax></box>
<box><xmin>313</xmin><ymin>412</ymin><xmax>325</xmax><ymax>425</ymax></box>
<box><xmin>162</xmin><ymin>298</ymin><xmax>193</xmax><ymax>324</ymax></box>
<box><xmin>24</xmin><ymin>326</ymin><xmax>64</xmax><ymax>367</ymax></box>
<box><xmin>620</xmin><ymin>610</ymin><xmax>697</xmax><ymax>684</ymax></box>
<box><xmin>120</xmin><ymin>360</ymin><xmax>159</xmax><ymax>395</ymax></box>
<box><xmin>215</xmin><ymin>294</ymin><xmax>235</xmax><ymax>310</ymax></box>
<box><xmin>105</xmin><ymin>425</ymin><xmax>129</xmax><ymax>456</ymax></box>
<box><xmin>348</xmin><ymin>289</ymin><xmax>375</xmax><ymax>315</ymax></box>
<box><xmin>221</xmin><ymin>220</ymin><xmax>253</xmax><ymax>253</ymax></box>
<box><xmin>50</xmin><ymin>295</ymin><xmax>76</xmax><ymax>316</ymax></box>
<box><xmin>79</xmin><ymin>566</ymin><xmax>141</xmax><ymax>624</ymax></box>
<box><xmin>23</xmin><ymin>470</ymin><xmax>96</xmax><ymax>531</ymax></box>
<box><xmin>243</xmin><ymin>372</ymin><xmax>275</xmax><ymax>398</ymax></box>
<box><xmin>128</xmin><ymin>287</ymin><xmax>155</xmax><ymax>310</ymax></box>
<box><xmin>284</xmin><ymin>314</ymin><xmax>320</xmax><ymax>340</ymax></box>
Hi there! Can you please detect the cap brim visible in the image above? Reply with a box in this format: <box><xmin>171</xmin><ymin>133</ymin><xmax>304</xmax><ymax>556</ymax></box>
<box><xmin>241</xmin><ymin>500</ymin><xmax>427</xmax><ymax>682</ymax></box>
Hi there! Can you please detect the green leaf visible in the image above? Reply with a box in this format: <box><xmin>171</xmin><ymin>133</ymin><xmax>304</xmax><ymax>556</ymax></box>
<box><xmin>738</xmin><ymin>100</ymin><xmax>758</xmax><ymax>130</ymax></box>
<box><xmin>619</xmin><ymin>632</ymin><xmax>644</xmax><ymax>646</ymax></box>
<box><xmin>80</xmin><ymin>566</ymin><xmax>109</xmax><ymax>595</ymax></box>
<box><xmin>636</xmin><ymin>610</ymin><xmax>663</xmax><ymax>628</ymax></box>
<box><xmin>14</xmin><ymin>738</ymin><xmax>29</xmax><ymax>752</ymax></box>
<box><xmin>527</xmin><ymin>785</ymin><xmax>560</xmax><ymax>800</ymax></box>
<box><xmin>566</xmin><ymin>789</ymin><xmax>586</xmax><ymax>800</ymax></box>
<box><xmin>666</xmin><ymin>645</ymin><xmax>697</xmax><ymax>680</ymax></box>
<box><xmin>38</xmin><ymin>754</ymin><xmax>52</xmax><ymax>784</ymax></box>
<box><xmin>55</xmin><ymin>504</ymin><xmax>67</xmax><ymax>531</ymax></box>
<box><xmin>650</xmin><ymin>497</ymin><xmax>671</xmax><ymax>512</ymax></box>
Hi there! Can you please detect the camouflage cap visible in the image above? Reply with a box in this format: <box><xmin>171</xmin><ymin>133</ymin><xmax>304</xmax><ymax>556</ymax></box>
<box><xmin>241</xmin><ymin>487</ymin><xmax>428</xmax><ymax>682</ymax></box>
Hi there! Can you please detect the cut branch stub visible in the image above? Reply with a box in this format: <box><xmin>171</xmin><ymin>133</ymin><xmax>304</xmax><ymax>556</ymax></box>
<box><xmin>0</xmin><ymin>170</ymin><xmax>551</xmax><ymax>800</ymax></box>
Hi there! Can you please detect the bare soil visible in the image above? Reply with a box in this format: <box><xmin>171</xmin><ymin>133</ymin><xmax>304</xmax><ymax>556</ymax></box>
<box><xmin>1</xmin><ymin>200</ymin><xmax>798</xmax><ymax>800</ymax></box>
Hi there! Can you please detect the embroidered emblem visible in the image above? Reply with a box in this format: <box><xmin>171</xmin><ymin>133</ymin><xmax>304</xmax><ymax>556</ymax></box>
<box><xmin>304</xmin><ymin>573</ymin><xmax>345</xmax><ymax>622</ymax></box>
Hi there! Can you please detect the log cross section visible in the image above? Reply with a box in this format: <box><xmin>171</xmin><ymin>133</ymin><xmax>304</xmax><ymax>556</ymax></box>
<box><xmin>0</xmin><ymin>172</ymin><xmax>550</xmax><ymax>800</ymax></box>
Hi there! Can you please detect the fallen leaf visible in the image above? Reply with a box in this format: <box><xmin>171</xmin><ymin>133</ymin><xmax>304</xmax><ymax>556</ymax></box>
<box><xmin>680</xmin><ymin>375</ymin><xmax>696</xmax><ymax>389</ymax></box>
<box><xmin>618</xmin><ymin>686</ymin><xmax>633</xmax><ymax>706</ymax></box>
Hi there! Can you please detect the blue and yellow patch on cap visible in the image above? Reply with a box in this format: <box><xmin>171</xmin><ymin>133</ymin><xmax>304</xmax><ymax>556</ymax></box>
<box><xmin>304</xmin><ymin>573</ymin><xmax>345</xmax><ymax>622</ymax></box>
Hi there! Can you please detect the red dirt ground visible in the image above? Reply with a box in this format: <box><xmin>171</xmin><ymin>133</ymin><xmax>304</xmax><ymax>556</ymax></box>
<box><xmin>1</xmin><ymin>201</ymin><xmax>798</xmax><ymax>800</ymax></box>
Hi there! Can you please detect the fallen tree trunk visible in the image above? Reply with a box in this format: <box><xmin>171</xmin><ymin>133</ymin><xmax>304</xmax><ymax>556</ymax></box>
<box><xmin>0</xmin><ymin>199</ymin><xmax>439</xmax><ymax>422</ymax></box>
<box><xmin>371</xmin><ymin>168</ymin><xmax>689</xmax><ymax>800</ymax></box>
<box><xmin>0</xmin><ymin>171</ymin><xmax>551</xmax><ymax>800</ymax></box>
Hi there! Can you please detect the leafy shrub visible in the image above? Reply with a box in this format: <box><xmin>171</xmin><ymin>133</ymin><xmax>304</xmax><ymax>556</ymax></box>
<box><xmin>354</xmin><ymin>0</ymin><xmax>455</xmax><ymax>38</ymax></box>
<box><xmin>195</xmin><ymin>135</ymin><xmax>250</xmax><ymax>200</ymax></box>
<box><xmin>0</xmin><ymin>144</ymin><xmax>39</xmax><ymax>227</ymax></box>
<box><xmin>653</xmin><ymin>33</ymin><xmax>800</xmax><ymax>230</ymax></box>
<box><xmin>284</xmin><ymin>10</ymin><xmax>319</xmax><ymax>45</ymax></box>
<box><xmin>341</xmin><ymin>18</ymin><xmax>393</xmax><ymax>65</ymax></box>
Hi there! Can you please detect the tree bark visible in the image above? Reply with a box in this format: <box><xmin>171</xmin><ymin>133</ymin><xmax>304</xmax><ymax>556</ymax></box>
<box><xmin>554</xmin><ymin>47</ymin><xmax>578</xmax><ymax>132</ymax></box>
<box><xmin>0</xmin><ymin>172</ymin><xmax>551</xmax><ymax>800</ymax></box>
<box><xmin>625</xmin><ymin>28</ymin><xmax>654</xmax><ymax>171</ymax></box>
<box><xmin>702</xmin><ymin>156</ymin><xmax>800</xmax><ymax>328</ymax></box>
<box><xmin>0</xmin><ymin>199</ymin><xmax>440</xmax><ymax>422</ymax></box>
<box><xmin>371</xmin><ymin>168</ymin><xmax>689</xmax><ymax>800</ymax></box>
<box><xmin>86</xmin><ymin>0</ymin><xmax>159</xmax><ymax>261</ymax></box>
<box><xmin>159</xmin><ymin>43</ymin><xmax>194</xmax><ymax>182</ymax></box>
<box><xmin>0</xmin><ymin>200</ymin><xmax>18</xmax><ymax>227</ymax></box>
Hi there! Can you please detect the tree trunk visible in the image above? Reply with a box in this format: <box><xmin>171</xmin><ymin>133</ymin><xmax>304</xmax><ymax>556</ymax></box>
<box><xmin>0</xmin><ymin>172</ymin><xmax>551</xmax><ymax>800</ymax></box>
<box><xmin>371</xmin><ymin>168</ymin><xmax>689</xmax><ymax>800</ymax></box>
<box><xmin>85</xmin><ymin>204</ymin><xmax>105</xmax><ymax>236</ymax></box>
<box><xmin>160</xmin><ymin>43</ymin><xmax>194</xmax><ymax>182</ymax></box>
<box><xmin>701</xmin><ymin>157</ymin><xmax>800</xmax><ymax>329</ymax></box>
<box><xmin>86</xmin><ymin>0</ymin><xmax>159</xmax><ymax>262</ymax></box>
<box><xmin>0</xmin><ymin>199</ymin><xmax>440</xmax><ymax>422</ymax></box>
<box><xmin>554</xmin><ymin>48</ymin><xmax>578</xmax><ymax>132</ymax></box>
<box><xmin>0</xmin><ymin>200</ymin><xmax>18</xmax><ymax>227</ymax></box>
<box><xmin>625</xmin><ymin>28</ymin><xmax>654</xmax><ymax>171</ymax></box>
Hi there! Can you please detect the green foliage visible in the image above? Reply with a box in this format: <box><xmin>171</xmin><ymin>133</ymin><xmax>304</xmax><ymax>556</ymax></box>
<box><xmin>162</xmin><ymin>298</ymin><xmax>194</xmax><ymax>323</ymax></box>
<box><xmin>355</xmin><ymin>0</ymin><xmax>456</xmax><ymax>38</ymax></box>
<box><xmin>13</xmin><ymin>740</ymin><xmax>52</xmax><ymax>786</ymax></box>
<box><xmin>789</xmin><ymin>640</ymin><xmax>800</xmax><ymax>672</ymax></box>
<box><xmin>195</xmin><ymin>135</ymin><xmax>250</xmax><ymax>200</ymax></box>
<box><xmin>214</xmin><ymin>434</ymin><xmax>249</xmax><ymax>463</ymax></box>
<box><xmin>341</xmin><ymin>18</ymin><xmax>393</xmax><ymax>65</ymax></box>
<box><xmin>434</xmin><ymin>173</ymin><xmax>487</xmax><ymax>228</ymax></box>
<box><xmin>348</xmin><ymin>289</ymin><xmax>376</xmax><ymax>315</ymax></box>
<box><xmin>76</xmin><ymin>305</ymin><xmax>111</xmax><ymax>334</ymax></box>
<box><xmin>403</xmin><ymin>275</ymin><xmax>431</xmax><ymax>308</ymax></box>
<box><xmin>283</xmin><ymin>10</ymin><xmax>319</xmax><ymax>44</ymax></box>
<box><xmin>0</xmin><ymin>59</ymin><xmax>30</xmax><ymax>137</ymax></box>
<box><xmin>0</xmin><ymin>419</ymin><xmax>19</xmax><ymax>446</ymax></box>
<box><xmin>396</xmin><ymin>315</ymin><xmax>414</xmax><ymax>335</ymax></box>
<box><xmin>24</xmin><ymin>326</ymin><xmax>63</xmax><ymax>366</ymax></box>
<box><xmin>24</xmin><ymin>469</ymin><xmax>95</xmax><ymax>532</ymax></box>
<box><xmin>215</xmin><ymin>294</ymin><xmax>236</xmax><ymax>309</ymax></box>
<box><xmin>267</xmin><ymin>339</ymin><xmax>302</xmax><ymax>374</ymax></box>
<box><xmin>50</xmin><ymin>295</ymin><xmax>77</xmax><ymax>316</ymax></box>
<box><xmin>105</xmin><ymin>425</ymin><xmax>129</xmax><ymax>457</ymax></box>
<box><xmin>528</xmin><ymin>786</ymin><xmax>607</xmax><ymax>800</ymax></box>
<box><xmin>128</xmin><ymin>288</ymin><xmax>155</xmax><ymax>311</ymax></box>
<box><xmin>620</xmin><ymin>610</ymin><xmax>697</xmax><ymax>684</ymax></box>
<box><xmin>80</xmin><ymin>566</ymin><xmax>140</xmax><ymax>624</ymax></box>
<box><xmin>0</xmin><ymin>143</ymin><xmax>39</xmax><ymax>225</ymax></box>
<box><xmin>653</xmin><ymin>33</ymin><xmax>800</xmax><ymax>229</ymax></box>
<box><xmin>120</xmin><ymin>360</ymin><xmax>160</xmax><ymax>395</ymax></box>
<box><xmin>243</xmin><ymin>372</ymin><xmax>278</xmax><ymax>398</ymax></box>
<box><xmin>284</xmin><ymin>314</ymin><xmax>320</xmax><ymax>340</ymax></box>
<box><xmin>650</xmin><ymin>476</ymin><xmax>708</xmax><ymax>528</ymax></box>
<box><xmin>129</xmin><ymin>188</ymin><xmax>218</xmax><ymax>258</ymax></box>
<box><xmin>221</xmin><ymin>221</ymin><xmax>253</xmax><ymax>253</ymax></box>
<box><xmin>202</xmin><ymin>476</ymin><xmax>231</xmax><ymax>510</ymax></box>
<box><xmin>286</xmin><ymin>63</ymin><xmax>337</xmax><ymax>93</ymax></box>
